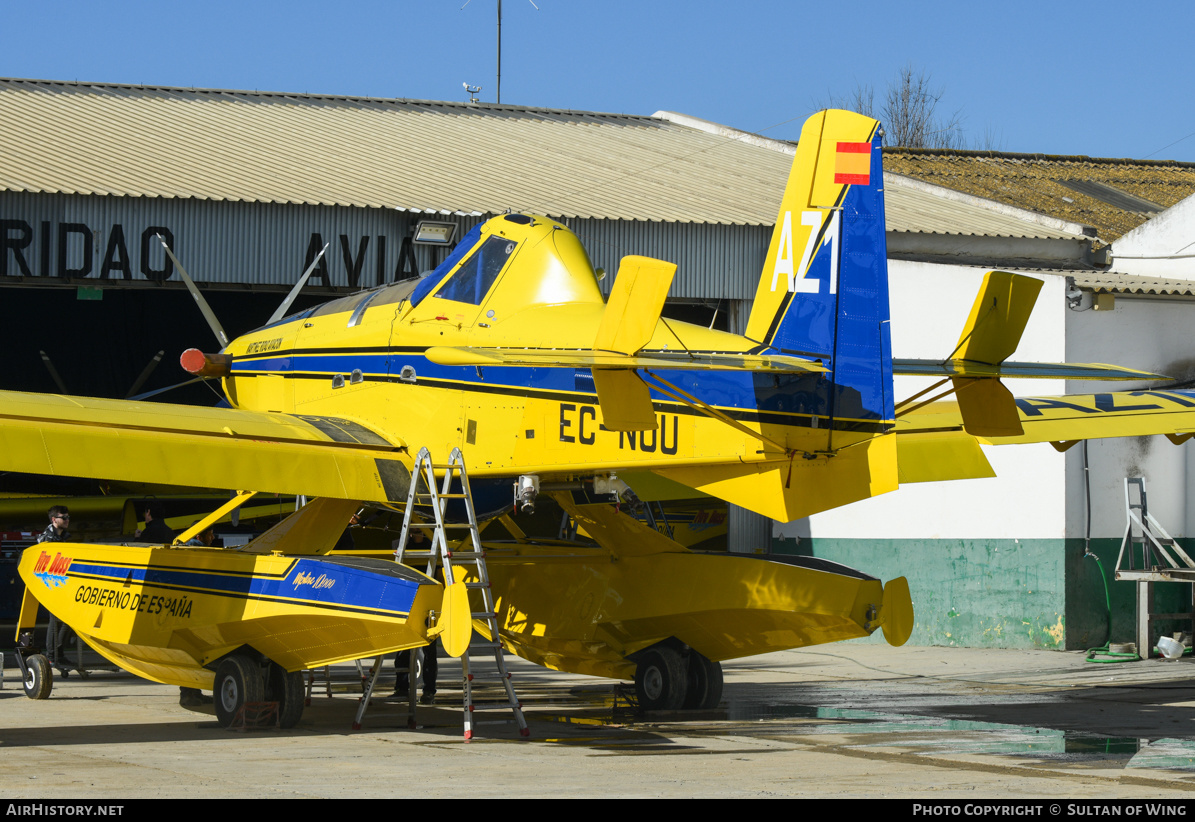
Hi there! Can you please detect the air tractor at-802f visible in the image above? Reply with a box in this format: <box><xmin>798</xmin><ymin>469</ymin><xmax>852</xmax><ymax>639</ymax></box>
<box><xmin>7</xmin><ymin>110</ymin><xmax>1188</xmax><ymax>724</ymax></box>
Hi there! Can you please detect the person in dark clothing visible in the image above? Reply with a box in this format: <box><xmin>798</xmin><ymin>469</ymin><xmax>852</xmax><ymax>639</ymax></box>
<box><xmin>136</xmin><ymin>502</ymin><xmax>175</xmax><ymax>544</ymax></box>
<box><xmin>36</xmin><ymin>505</ymin><xmax>72</xmax><ymax>677</ymax></box>
<box><xmin>184</xmin><ymin>523</ymin><xmax>215</xmax><ymax>547</ymax></box>
<box><xmin>178</xmin><ymin>519</ymin><xmax>214</xmax><ymax>708</ymax></box>
<box><xmin>37</xmin><ymin>506</ymin><xmax>71</xmax><ymax>543</ymax></box>
<box><xmin>393</xmin><ymin>528</ymin><xmax>438</xmax><ymax>703</ymax></box>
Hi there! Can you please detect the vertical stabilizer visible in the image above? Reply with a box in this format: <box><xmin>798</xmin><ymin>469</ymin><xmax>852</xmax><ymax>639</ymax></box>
<box><xmin>745</xmin><ymin>110</ymin><xmax>893</xmax><ymax>428</ymax></box>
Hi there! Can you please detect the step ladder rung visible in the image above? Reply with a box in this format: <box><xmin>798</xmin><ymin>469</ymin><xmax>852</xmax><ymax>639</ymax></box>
<box><xmin>472</xmin><ymin>718</ymin><xmax>523</xmax><ymax>726</ymax></box>
<box><xmin>396</xmin><ymin>446</ymin><xmax>527</xmax><ymax>741</ymax></box>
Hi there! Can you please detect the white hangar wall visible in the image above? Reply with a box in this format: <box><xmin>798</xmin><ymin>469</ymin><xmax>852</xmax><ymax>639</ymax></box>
<box><xmin>770</xmin><ymin>260</ymin><xmax>1195</xmax><ymax>651</ymax></box>
<box><xmin>1064</xmin><ymin>294</ymin><xmax>1195</xmax><ymax>542</ymax></box>
<box><xmin>776</xmin><ymin>260</ymin><xmax>1069</xmax><ymax>542</ymax></box>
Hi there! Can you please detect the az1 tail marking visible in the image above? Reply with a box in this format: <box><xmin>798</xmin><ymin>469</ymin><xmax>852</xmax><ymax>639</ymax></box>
<box><xmin>770</xmin><ymin>210</ymin><xmax>840</xmax><ymax>296</ymax></box>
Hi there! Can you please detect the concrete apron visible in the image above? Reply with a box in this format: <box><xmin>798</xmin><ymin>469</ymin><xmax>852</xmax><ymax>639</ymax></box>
<box><xmin>4</xmin><ymin>643</ymin><xmax>1195</xmax><ymax>798</ymax></box>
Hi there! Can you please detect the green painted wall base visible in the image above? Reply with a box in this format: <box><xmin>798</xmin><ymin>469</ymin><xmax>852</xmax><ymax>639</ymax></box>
<box><xmin>770</xmin><ymin>536</ymin><xmax>1193</xmax><ymax>651</ymax></box>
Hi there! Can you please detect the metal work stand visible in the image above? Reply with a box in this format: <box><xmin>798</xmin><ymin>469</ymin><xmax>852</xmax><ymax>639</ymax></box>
<box><xmin>1114</xmin><ymin>478</ymin><xmax>1195</xmax><ymax>658</ymax></box>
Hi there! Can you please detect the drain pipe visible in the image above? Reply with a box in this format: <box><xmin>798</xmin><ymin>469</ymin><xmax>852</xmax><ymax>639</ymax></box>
<box><xmin>1082</xmin><ymin>440</ymin><xmax>1135</xmax><ymax>663</ymax></box>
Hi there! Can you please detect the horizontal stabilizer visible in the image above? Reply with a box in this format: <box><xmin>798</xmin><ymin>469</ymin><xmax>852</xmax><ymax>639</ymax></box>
<box><xmin>894</xmin><ymin>359</ymin><xmax>1166</xmax><ymax>381</ymax></box>
<box><xmin>424</xmin><ymin>346</ymin><xmax>826</xmax><ymax>373</ymax></box>
<box><xmin>895</xmin><ymin>388</ymin><xmax>1195</xmax><ymax>447</ymax></box>
<box><xmin>594</xmin><ymin>255</ymin><xmax>676</xmax><ymax>355</ymax></box>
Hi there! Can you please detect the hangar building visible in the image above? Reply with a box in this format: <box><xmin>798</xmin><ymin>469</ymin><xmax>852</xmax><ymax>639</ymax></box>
<box><xmin>4</xmin><ymin>78</ymin><xmax>1195</xmax><ymax>651</ymax></box>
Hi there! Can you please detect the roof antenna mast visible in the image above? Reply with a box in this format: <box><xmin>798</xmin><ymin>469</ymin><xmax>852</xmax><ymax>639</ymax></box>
<box><xmin>463</xmin><ymin>0</ymin><xmax>539</xmax><ymax>104</ymax></box>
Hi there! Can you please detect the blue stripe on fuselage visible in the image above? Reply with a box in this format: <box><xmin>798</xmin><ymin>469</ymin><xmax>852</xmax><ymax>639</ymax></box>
<box><xmin>67</xmin><ymin>557</ymin><xmax>420</xmax><ymax>615</ymax></box>
<box><xmin>231</xmin><ymin>351</ymin><xmax>884</xmax><ymax>422</ymax></box>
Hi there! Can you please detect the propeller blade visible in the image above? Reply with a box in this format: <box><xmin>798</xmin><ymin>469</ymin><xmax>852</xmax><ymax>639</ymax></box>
<box><xmin>155</xmin><ymin>234</ymin><xmax>229</xmax><ymax>348</ymax></box>
<box><xmin>267</xmin><ymin>242</ymin><xmax>329</xmax><ymax>327</ymax></box>
<box><xmin>125</xmin><ymin>350</ymin><xmax>165</xmax><ymax>399</ymax></box>
<box><xmin>38</xmin><ymin>350</ymin><xmax>68</xmax><ymax>393</ymax></box>
<box><xmin>127</xmin><ymin>376</ymin><xmax>206</xmax><ymax>402</ymax></box>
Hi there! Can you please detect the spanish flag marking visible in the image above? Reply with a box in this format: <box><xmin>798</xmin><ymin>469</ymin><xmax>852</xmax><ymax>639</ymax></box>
<box><xmin>834</xmin><ymin>141</ymin><xmax>871</xmax><ymax>185</ymax></box>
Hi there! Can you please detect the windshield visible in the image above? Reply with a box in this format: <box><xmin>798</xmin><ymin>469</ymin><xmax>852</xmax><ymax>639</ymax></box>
<box><xmin>434</xmin><ymin>236</ymin><xmax>517</xmax><ymax>305</ymax></box>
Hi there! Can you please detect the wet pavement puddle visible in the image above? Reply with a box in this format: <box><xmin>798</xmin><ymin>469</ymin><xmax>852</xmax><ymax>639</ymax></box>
<box><xmin>521</xmin><ymin>682</ymin><xmax>1195</xmax><ymax>772</ymax></box>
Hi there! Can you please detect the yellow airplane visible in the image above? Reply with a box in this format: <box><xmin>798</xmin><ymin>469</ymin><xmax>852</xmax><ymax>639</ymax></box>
<box><xmin>7</xmin><ymin>109</ymin><xmax>1192</xmax><ymax>724</ymax></box>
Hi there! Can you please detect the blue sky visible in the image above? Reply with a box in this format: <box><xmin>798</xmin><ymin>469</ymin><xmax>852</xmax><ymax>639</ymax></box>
<box><xmin>4</xmin><ymin>0</ymin><xmax>1194</xmax><ymax>161</ymax></box>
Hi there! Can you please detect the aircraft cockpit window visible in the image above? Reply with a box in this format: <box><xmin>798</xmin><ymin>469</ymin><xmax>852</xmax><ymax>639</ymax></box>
<box><xmin>409</xmin><ymin>223</ymin><xmax>483</xmax><ymax>308</ymax></box>
<box><xmin>370</xmin><ymin>279</ymin><xmax>421</xmax><ymax>308</ymax></box>
<box><xmin>434</xmin><ymin>236</ymin><xmax>516</xmax><ymax>305</ymax></box>
<box><xmin>308</xmin><ymin>291</ymin><xmax>372</xmax><ymax>319</ymax></box>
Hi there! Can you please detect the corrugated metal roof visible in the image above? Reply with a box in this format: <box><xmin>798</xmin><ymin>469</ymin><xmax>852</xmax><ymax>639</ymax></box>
<box><xmin>884</xmin><ymin>147</ymin><xmax>1195</xmax><ymax>242</ymax></box>
<box><xmin>1074</xmin><ymin>272</ymin><xmax>1195</xmax><ymax>297</ymax></box>
<box><xmin>0</xmin><ymin>78</ymin><xmax>1088</xmax><ymax>241</ymax></box>
<box><xmin>0</xmin><ymin>78</ymin><xmax>790</xmax><ymax>225</ymax></box>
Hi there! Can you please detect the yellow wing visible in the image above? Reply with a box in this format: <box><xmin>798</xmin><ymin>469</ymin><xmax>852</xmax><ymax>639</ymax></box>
<box><xmin>898</xmin><ymin>389</ymin><xmax>1195</xmax><ymax>450</ymax></box>
<box><xmin>0</xmin><ymin>389</ymin><xmax>411</xmax><ymax>503</ymax></box>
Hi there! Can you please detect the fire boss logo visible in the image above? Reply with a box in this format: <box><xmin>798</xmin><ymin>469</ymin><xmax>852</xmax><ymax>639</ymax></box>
<box><xmin>33</xmin><ymin>551</ymin><xmax>72</xmax><ymax>588</ymax></box>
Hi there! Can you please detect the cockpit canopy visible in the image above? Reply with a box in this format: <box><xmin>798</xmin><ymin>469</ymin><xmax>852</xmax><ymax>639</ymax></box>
<box><xmin>411</xmin><ymin>214</ymin><xmax>604</xmax><ymax>312</ymax></box>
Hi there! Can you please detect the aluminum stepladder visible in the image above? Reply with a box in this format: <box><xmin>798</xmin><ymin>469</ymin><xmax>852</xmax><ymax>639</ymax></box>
<box><xmin>1114</xmin><ymin>477</ymin><xmax>1195</xmax><ymax>658</ymax></box>
<box><xmin>393</xmin><ymin>447</ymin><xmax>529</xmax><ymax>739</ymax></box>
